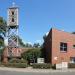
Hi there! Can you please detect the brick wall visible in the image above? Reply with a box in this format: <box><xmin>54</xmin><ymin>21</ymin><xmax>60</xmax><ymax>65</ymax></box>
<box><xmin>44</xmin><ymin>28</ymin><xmax>75</xmax><ymax>64</ymax></box>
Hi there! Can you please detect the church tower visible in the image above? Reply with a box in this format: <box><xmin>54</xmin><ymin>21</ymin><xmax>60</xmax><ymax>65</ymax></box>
<box><xmin>7</xmin><ymin>3</ymin><xmax>19</xmax><ymax>57</ymax></box>
<box><xmin>3</xmin><ymin>3</ymin><xmax>19</xmax><ymax>62</ymax></box>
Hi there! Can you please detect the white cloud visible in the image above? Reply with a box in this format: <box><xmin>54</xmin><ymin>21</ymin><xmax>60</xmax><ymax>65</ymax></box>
<box><xmin>27</xmin><ymin>42</ymin><xmax>32</xmax><ymax>45</ymax></box>
<box><xmin>36</xmin><ymin>40</ymin><xmax>41</xmax><ymax>43</ymax></box>
<box><xmin>35</xmin><ymin>39</ymin><xmax>43</xmax><ymax>45</ymax></box>
<box><xmin>46</xmin><ymin>32</ymin><xmax>49</xmax><ymax>36</ymax></box>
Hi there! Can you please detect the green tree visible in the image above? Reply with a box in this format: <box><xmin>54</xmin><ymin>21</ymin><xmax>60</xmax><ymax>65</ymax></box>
<box><xmin>21</xmin><ymin>48</ymin><xmax>42</xmax><ymax>64</ymax></box>
<box><xmin>0</xmin><ymin>17</ymin><xmax>7</xmax><ymax>61</ymax></box>
<box><xmin>72</xmin><ymin>32</ymin><xmax>75</xmax><ymax>34</ymax></box>
<box><xmin>43</xmin><ymin>34</ymin><xmax>47</xmax><ymax>42</ymax></box>
<box><xmin>33</xmin><ymin>43</ymin><xmax>40</xmax><ymax>48</ymax></box>
<box><xmin>25</xmin><ymin>43</ymin><xmax>32</xmax><ymax>48</ymax></box>
<box><xmin>18</xmin><ymin>37</ymin><xmax>26</xmax><ymax>47</ymax></box>
<box><xmin>0</xmin><ymin>17</ymin><xmax>6</xmax><ymax>36</ymax></box>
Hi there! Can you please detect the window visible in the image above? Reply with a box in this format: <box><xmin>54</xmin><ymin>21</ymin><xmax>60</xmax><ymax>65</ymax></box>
<box><xmin>60</xmin><ymin>42</ymin><xmax>67</xmax><ymax>52</ymax></box>
<box><xmin>12</xmin><ymin>11</ymin><xmax>14</xmax><ymax>15</ymax></box>
<box><xmin>12</xmin><ymin>18</ymin><xmax>14</xmax><ymax>22</ymax></box>
<box><xmin>70</xmin><ymin>57</ymin><xmax>75</xmax><ymax>63</ymax></box>
<box><xmin>73</xmin><ymin>45</ymin><xmax>75</xmax><ymax>48</ymax></box>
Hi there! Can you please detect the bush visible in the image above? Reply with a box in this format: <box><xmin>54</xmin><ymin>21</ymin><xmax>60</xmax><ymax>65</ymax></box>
<box><xmin>68</xmin><ymin>63</ymin><xmax>75</xmax><ymax>68</ymax></box>
<box><xmin>9</xmin><ymin>58</ymin><xmax>28</xmax><ymax>63</ymax></box>
<box><xmin>2</xmin><ymin>63</ymin><xmax>28</xmax><ymax>68</ymax></box>
<box><xmin>52</xmin><ymin>64</ymin><xmax>56</xmax><ymax>69</ymax></box>
<box><xmin>32</xmin><ymin>63</ymin><xmax>52</xmax><ymax>69</ymax></box>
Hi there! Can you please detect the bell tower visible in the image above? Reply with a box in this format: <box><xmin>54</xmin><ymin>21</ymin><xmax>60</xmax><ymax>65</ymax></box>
<box><xmin>7</xmin><ymin>3</ymin><xmax>19</xmax><ymax>58</ymax></box>
<box><xmin>8</xmin><ymin>3</ymin><xmax>18</xmax><ymax>27</ymax></box>
<box><xmin>3</xmin><ymin>3</ymin><xmax>20</xmax><ymax>63</ymax></box>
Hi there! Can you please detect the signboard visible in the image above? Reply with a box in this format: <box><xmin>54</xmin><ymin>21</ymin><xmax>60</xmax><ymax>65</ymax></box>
<box><xmin>37</xmin><ymin>58</ymin><xmax>44</xmax><ymax>63</ymax></box>
<box><xmin>62</xmin><ymin>62</ymin><xmax>68</xmax><ymax>69</ymax></box>
<box><xmin>56</xmin><ymin>62</ymin><xmax>68</xmax><ymax>69</ymax></box>
<box><xmin>56</xmin><ymin>63</ymin><xmax>62</xmax><ymax>69</ymax></box>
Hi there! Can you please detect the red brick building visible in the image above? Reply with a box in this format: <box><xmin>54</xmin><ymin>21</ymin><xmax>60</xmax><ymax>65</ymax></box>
<box><xmin>43</xmin><ymin>28</ymin><xmax>75</xmax><ymax>64</ymax></box>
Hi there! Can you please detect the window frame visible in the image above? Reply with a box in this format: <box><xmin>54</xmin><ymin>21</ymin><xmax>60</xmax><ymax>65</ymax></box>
<box><xmin>60</xmin><ymin>42</ymin><xmax>67</xmax><ymax>52</ymax></box>
<box><xmin>70</xmin><ymin>57</ymin><xmax>75</xmax><ymax>63</ymax></box>
<box><xmin>73</xmin><ymin>45</ymin><xmax>75</xmax><ymax>48</ymax></box>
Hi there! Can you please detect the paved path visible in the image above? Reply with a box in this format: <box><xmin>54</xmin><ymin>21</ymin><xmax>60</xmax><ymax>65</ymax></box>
<box><xmin>0</xmin><ymin>70</ymin><xmax>75</xmax><ymax>75</ymax></box>
<box><xmin>0</xmin><ymin>70</ymin><xmax>50</xmax><ymax>75</ymax></box>
<box><xmin>0</xmin><ymin>67</ymin><xmax>75</xmax><ymax>73</ymax></box>
<box><xmin>0</xmin><ymin>67</ymin><xmax>50</xmax><ymax>73</ymax></box>
<box><xmin>0</xmin><ymin>67</ymin><xmax>75</xmax><ymax>75</ymax></box>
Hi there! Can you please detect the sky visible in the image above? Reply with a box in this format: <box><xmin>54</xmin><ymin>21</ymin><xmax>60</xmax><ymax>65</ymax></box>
<box><xmin>0</xmin><ymin>0</ymin><xmax>75</xmax><ymax>45</ymax></box>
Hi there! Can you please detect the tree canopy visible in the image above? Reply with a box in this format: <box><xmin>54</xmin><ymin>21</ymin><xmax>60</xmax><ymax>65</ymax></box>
<box><xmin>72</xmin><ymin>32</ymin><xmax>75</xmax><ymax>34</ymax></box>
<box><xmin>0</xmin><ymin>17</ymin><xmax>7</xmax><ymax>36</ymax></box>
<box><xmin>0</xmin><ymin>17</ymin><xmax>7</xmax><ymax>61</ymax></box>
<box><xmin>21</xmin><ymin>48</ymin><xmax>42</xmax><ymax>63</ymax></box>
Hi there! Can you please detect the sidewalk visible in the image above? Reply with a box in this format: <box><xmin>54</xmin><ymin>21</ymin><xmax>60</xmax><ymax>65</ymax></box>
<box><xmin>0</xmin><ymin>67</ymin><xmax>50</xmax><ymax>73</ymax></box>
<box><xmin>0</xmin><ymin>67</ymin><xmax>75</xmax><ymax>73</ymax></box>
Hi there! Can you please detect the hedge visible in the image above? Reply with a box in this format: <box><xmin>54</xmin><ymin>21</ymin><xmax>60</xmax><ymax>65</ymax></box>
<box><xmin>9</xmin><ymin>58</ymin><xmax>28</xmax><ymax>63</ymax></box>
<box><xmin>2</xmin><ymin>63</ymin><xmax>28</xmax><ymax>68</ymax></box>
<box><xmin>32</xmin><ymin>63</ymin><xmax>52</xmax><ymax>69</ymax></box>
<box><xmin>68</xmin><ymin>63</ymin><xmax>75</xmax><ymax>68</ymax></box>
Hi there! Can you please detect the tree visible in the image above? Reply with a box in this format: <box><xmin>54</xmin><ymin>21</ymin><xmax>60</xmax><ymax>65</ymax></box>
<box><xmin>33</xmin><ymin>43</ymin><xmax>40</xmax><ymax>48</ymax></box>
<box><xmin>43</xmin><ymin>34</ymin><xmax>47</xmax><ymax>42</ymax></box>
<box><xmin>25</xmin><ymin>43</ymin><xmax>32</xmax><ymax>48</ymax></box>
<box><xmin>0</xmin><ymin>36</ymin><xmax>4</xmax><ymax>47</ymax></box>
<box><xmin>0</xmin><ymin>17</ymin><xmax>6</xmax><ymax>36</ymax></box>
<box><xmin>18</xmin><ymin>36</ymin><xmax>26</xmax><ymax>47</ymax></box>
<box><xmin>21</xmin><ymin>48</ymin><xmax>42</xmax><ymax>64</ymax></box>
<box><xmin>0</xmin><ymin>17</ymin><xmax>7</xmax><ymax>61</ymax></box>
<box><xmin>72</xmin><ymin>32</ymin><xmax>75</xmax><ymax>34</ymax></box>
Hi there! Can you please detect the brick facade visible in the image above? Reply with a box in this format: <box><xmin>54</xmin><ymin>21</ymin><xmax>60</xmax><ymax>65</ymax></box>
<box><xmin>44</xmin><ymin>28</ymin><xmax>75</xmax><ymax>64</ymax></box>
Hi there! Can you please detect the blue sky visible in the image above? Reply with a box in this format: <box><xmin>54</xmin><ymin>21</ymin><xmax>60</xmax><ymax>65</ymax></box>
<box><xmin>0</xmin><ymin>0</ymin><xmax>75</xmax><ymax>44</ymax></box>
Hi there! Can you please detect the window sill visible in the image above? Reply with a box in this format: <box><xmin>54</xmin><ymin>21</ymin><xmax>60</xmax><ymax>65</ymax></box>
<box><xmin>60</xmin><ymin>51</ymin><xmax>67</xmax><ymax>53</ymax></box>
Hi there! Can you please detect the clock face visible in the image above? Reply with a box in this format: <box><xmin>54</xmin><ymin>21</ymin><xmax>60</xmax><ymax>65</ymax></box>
<box><xmin>8</xmin><ymin>8</ymin><xmax>18</xmax><ymax>26</ymax></box>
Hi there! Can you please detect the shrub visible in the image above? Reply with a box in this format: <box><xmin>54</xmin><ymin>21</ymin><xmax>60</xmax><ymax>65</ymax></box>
<box><xmin>32</xmin><ymin>63</ymin><xmax>52</xmax><ymax>69</ymax></box>
<box><xmin>52</xmin><ymin>64</ymin><xmax>56</xmax><ymax>69</ymax></box>
<box><xmin>68</xmin><ymin>63</ymin><xmax>75</xmax><ymax>68</ymax></box>
<box><xmin>9</xmin><ymin>58</ymin><xmax>28</xmax><ymax>63</ymax></box>
<box><xmin>2</xmin><ymin>63</ymin><xmax>28</xmax><ymax>68</ymax></box>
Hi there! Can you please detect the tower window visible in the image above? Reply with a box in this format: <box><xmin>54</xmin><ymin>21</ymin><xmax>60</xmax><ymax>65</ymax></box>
<box><xmin>60</xmin><ymin>42</ymin><xmax>67</xmax><ymax>52</ymax></box>
<box><xmin>12</xmin><ymin>11</ymin><xmax>14</xmax><ymax>15</ymax></box>
<box><xmin>12</xmin><ymin>18</ymin><xmax>14</xmax><ymax>22</ymax></box>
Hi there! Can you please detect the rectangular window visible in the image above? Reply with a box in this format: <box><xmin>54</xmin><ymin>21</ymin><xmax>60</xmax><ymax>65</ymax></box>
<box><xmin>12</xmin><ymin>18</ymin><xmax>14</xmax><ymax>22</ymax></box>
<box><xmin>60</xmin><ymin>42</ymin><xmax>67</xmax><ymax>52</ymax></box>
<box><xmin>70</xmin><ymin>57</ymin><xmax>75</xmax><ymax>63</ymax></box>
<box><xmin>73</xmin><ymin>45</ymin><xmax>75</xmax><ymax>48</ymax></box>
<box><xmin>12</xmin><ymin>11</ymin><xmax>14</xmax><ymax>15</ymax></box>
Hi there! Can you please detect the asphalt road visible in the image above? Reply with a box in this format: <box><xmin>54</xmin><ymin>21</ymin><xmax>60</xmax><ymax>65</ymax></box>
<box><xmin>0</xmin><ymin>70</ymin><xmax>75</xmax><ymax>75</ymax></box>
<box><xmin>51</xmin><ymin>72</ymin><xmax>75</xmax><ymax>75</ymax></box>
